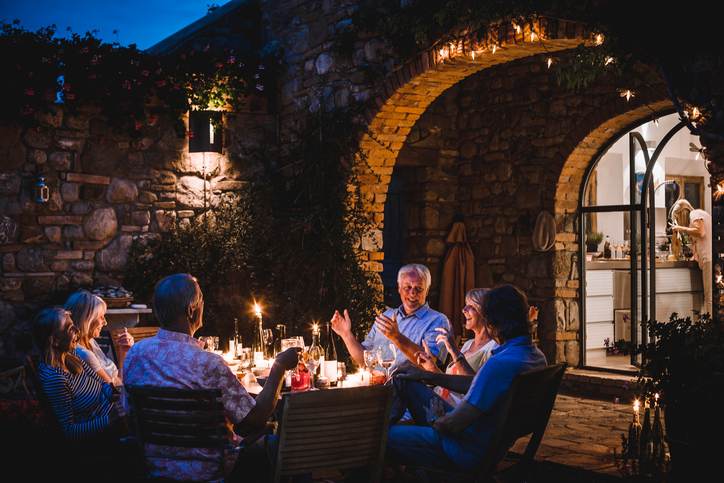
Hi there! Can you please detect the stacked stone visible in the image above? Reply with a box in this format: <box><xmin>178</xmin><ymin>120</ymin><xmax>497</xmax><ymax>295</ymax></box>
<box><xmin>0</xmin><ymin>106</ymin><xmax>270</xmax><ymax>327</ymax></box>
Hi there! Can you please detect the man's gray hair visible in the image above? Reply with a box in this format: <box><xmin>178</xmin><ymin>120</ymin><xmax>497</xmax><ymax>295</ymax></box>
<box><xmin>153</xmin><ymin>274</ymin><xmax>203</xmax><ymax>327</ymax></box>
<box><xmin>397</xmin><ymin>264</ymin><xmax>432</xmax><ymax>290</ymax></box>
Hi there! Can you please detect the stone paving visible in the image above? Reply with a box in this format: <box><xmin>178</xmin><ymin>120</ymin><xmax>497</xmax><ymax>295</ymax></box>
<box><xmin>509</xmin><ymin>394</ymin><xmax>632</xmax><ymax>477</ymax></box>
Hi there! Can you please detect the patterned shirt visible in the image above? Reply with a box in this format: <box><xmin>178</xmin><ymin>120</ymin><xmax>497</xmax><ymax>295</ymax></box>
<box><xmin>38</xmin><ymin>358</ymin><xmax>115</xmax><ymax>440</ymax></box>
<box><xmin>362</xmin><ymin>303</ymin><xmax>451</xmax><ymax>367</ymax></box>
<box><xmin>122</xmin><ymin>328</ymin><xmax>255</xmax><ymax>481</ymax></box>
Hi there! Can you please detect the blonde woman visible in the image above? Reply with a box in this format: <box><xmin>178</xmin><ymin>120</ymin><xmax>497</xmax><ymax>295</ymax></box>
<box><xmin>415</xmin><ymin>288</ymin><xmax>498</xmax><ymax>406</ymax></box>
<box><xmin>65</xmin><ymin>290</ymin><xmax>133</xmax><ymax>386</ymax></box>
<box><xmin>32</xmin><ymin>307</ymin><xmax>122</xmax><ymax>440</ymax></box>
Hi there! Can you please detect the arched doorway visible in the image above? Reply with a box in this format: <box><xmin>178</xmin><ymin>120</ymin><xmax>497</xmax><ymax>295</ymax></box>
<box><xmin>579</xmin><ymin>113</ymin><xmax>709</xmax><ymax>371</ymax></box>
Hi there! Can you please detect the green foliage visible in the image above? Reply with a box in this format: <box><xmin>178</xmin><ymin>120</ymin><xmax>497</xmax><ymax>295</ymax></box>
<box><xmin>251</xmin><ymin>107</ymin><xmax>383</xmax><ymax>343</ymax></box>
<box><xmin>0</xmin><ymin>12</ymin><xmax>279</xmax><ymax>135</ymax></box>
<box><xmin>124</xmin><ymin>195</ymin><xmax>257</xmax><ymax>337</ymax></box>
<box><xmin>639</xmin><ymin>314</ymin><xmax>724</xmax><ymax>407</ymax></box>
<box><xmin>586</xmin><ymin>231</ymin><xmax>603</xmax><ymax>245</ymax></box>
<box><xmin>124</xmin><ymin>108</ymin><xmax>382</xmax><ymax>349</ymax></box>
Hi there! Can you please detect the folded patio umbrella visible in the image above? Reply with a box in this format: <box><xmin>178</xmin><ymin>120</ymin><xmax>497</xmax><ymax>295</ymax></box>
<box><xmin>439</xmin><ymin>221</ymin><xmax>475</xmax><ymax>339</ymax></box>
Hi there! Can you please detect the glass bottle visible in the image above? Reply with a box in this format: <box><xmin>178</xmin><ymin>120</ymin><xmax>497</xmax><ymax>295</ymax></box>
<box><xmin>324</xmin><ymin>322</ymin><xmax>338</xmax><ymax>385</ymax></box>
<box><xmin>275</xmin><ymin>324</ymin><xmax>287</xmax><ymax>355</ymax></box>
<box><xmin>306</xmin><ymin>324</ymin><xmax>324</xmax><ymax>382</ymax></box>
<box><xmin>639</xmin><ymin>404</ymin><xmax>652</xmax><ymax>467</ymax></box>
<box><xmin>253</xmin><ymin>314</ymin><xmax>265</xmax><ymax>367</ymax></box>
<box><xmin>232</xmin><ymin>318</ymin><xmax>241</xmax><ymax>357</ymax></box>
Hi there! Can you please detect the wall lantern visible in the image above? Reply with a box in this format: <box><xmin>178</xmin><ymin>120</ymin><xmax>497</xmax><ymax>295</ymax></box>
<box><xmin>34</xmin><ymin>176</ymin><xmax>50</xmax><ymax>204</ymax></box>
<box><xmin>189</xmin><ymin>110</ymin><xmax>223</xmax><ymax>153</ymax></box>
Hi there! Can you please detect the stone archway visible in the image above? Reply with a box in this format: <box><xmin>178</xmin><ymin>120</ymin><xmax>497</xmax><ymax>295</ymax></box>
<box><xmin>355</xmin><ymin>19</ymin><xmax>590</xmax><ymax>272</ymax></box>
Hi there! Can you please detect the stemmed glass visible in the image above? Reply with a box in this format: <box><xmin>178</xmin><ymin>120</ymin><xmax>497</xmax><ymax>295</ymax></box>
<box><xmin>263</xmin><ymin>329</ymin><xmax>274</xmax><ymax>357</ymax></box>
<box><xmin>378</xmin><ymin>344</ymin><xmax>397</xmax><ymax>382</ymax></box>
<box><xmin>239</xmin><ymin>348</ymin><xmax>252</xmax><ymax>374</ymax></box>
<box><xmin>363</xmin><ymin>348</ymin><xmax>380</xmax><ymax>384</ymax></box>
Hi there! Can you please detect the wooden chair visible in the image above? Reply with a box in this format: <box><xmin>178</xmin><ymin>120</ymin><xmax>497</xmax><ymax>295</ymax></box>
<box><xmin>111</xmin><ymin>326</ymin><xmax>159</xmax><ymax>373</ymax></box>
<box><xmin>125</xmin><ymin>385</ymin><xmax>229</xmax><ymax>481</ymax></box>
<box><xmin>417</xmin><ymin>363</ymin><xmax>566</xmax><ymax>482</ymax></box>
<box><xmin>272</xmin><ymin>384</ymin><xmax>393</xmax><ymax>483</ymax></box>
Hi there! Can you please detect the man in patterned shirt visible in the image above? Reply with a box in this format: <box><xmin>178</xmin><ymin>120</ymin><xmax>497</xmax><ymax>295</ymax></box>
<box><xmin>123</xmin><ymin>273</ymin><xmax>298</xmax><ymax>481</ymax></box>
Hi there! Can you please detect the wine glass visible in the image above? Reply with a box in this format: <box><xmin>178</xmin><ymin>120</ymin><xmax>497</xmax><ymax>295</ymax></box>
<box><xmin>363</xmin><ymin>349</ymin><xmax>379</xmax><ymax>372</ymax></box>
<box><xmin>378</xmin><ymin>343</ymin><xmax>397</xmax><ymax>382</ymax></box>
<box><xmin>239</xmin><ymin>348</ymin><xmax>252</xmax><ymax>374</ymax></box>
<box><xmin>263</xmin><ymin>328</ymin><xmax>274</xmax><ymax>357</ymax></box>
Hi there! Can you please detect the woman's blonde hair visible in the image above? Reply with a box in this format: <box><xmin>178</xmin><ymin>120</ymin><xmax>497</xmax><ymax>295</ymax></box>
<box><xmin>32</xmin><ymin>307</ymin><xmax>83</xmax><ymax>374</ymax></box>
<box><xmin>465</xmin><ymin>288</ymin><xmax>489</xmax><ymax>316</ymax></box>
<box><xmin>65</xmin><ymin>290</ymin><xmax>107</xmax><ymax>349</ymax></box>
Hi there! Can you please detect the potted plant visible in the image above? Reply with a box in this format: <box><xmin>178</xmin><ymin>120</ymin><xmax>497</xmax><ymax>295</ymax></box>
<box><xmin>639</xmin><ymin>313</ymin><xmax>724</xmax><ymax>481</ymax></box>
<box><xmin>586</xmin><ymin>231</ymin><xmax>603</xmax><ymax>252</ymax></box>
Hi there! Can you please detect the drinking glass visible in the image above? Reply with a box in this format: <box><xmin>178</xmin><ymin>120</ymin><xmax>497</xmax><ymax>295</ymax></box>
<box><xmin>201</xmin><ymin>336</ymin><xmax>219</xmax><ymax>352</ymax></box>
<box><xmin>363</xmin><ymin>349</ymin><xmax>380</xmax><ymax>372</ymax></box>
<box><xmin>239</xmin><ymin>348</ymin><xmax>252</xmax><ymax>373</ymax></box>
<box><xmin>378</xmin><ymin>344</ymin><xmax>397</xmax><ymax>382</ymax></box>
<box><xmin>337</xmin><ymin>362</ymin><xmax>346</xmax><ymax>381</ymax></box>
<box><xmin>263</xmin><ymin>329</ymin><xmax>274</xmax><ymax>357</ymax></box>
<box><xmin>281</xmin><ymin>338</ymin><xmax>300</xmax><ymax>352</ymax></box>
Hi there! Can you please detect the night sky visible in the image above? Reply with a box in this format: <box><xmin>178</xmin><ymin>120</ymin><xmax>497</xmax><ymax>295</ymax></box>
<box><xmin>0</xmin><ymin>0</ymin><xmax>212</xmax><ymax>50</ymax></box>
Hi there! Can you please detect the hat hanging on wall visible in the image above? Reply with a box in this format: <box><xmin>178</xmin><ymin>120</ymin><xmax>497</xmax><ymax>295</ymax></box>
<box><xmin>532</xmin><ymin>211</ymin><xmax>556</xmax><ymax>252</ymax></box>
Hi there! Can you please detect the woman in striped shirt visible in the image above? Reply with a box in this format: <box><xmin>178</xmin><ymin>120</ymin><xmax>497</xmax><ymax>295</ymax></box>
<box><xmin>65</xmin><ymin>290</ymin><xmax>133</xmax><ymax>386</ymax></box>
<box><xmin>32</xmin><ymin>307</ymin><xmax>122</xmax><ymax>440</ymax></box>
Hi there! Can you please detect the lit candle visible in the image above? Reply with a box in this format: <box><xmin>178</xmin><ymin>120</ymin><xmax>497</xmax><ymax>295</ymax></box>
<box><xmin>654</xmin><ymin>393</ymin><xmax>659</xmax><ymax>407</ymax></box>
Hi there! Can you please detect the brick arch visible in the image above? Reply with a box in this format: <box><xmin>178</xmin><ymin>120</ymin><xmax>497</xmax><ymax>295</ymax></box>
<box><xmin>355</xmin><ymin>18</ymin><xmax>591</xmax><ymax>272</ymax></box>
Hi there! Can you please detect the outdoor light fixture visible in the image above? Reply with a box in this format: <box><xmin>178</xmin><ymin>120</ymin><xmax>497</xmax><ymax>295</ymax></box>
<box><xmin>189</xmin><ymin>110</ymin><xmax>223</xmax><ymax>153</ymax></box>
<box><xmin>34</xmin><ymin>175</ymin><xmax>50</xmax><ymax>204</ymax></box>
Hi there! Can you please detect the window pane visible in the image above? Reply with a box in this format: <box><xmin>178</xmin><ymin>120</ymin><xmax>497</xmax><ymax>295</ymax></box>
<box><xmin>684</xmin><ymin>182</ymin><xmax>701</xmax><ymax>209</ymax></box>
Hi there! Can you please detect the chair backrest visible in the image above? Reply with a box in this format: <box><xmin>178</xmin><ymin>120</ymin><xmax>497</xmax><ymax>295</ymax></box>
<box><xmin>478</xmin><ymin>363</ymin><xmax>567</xmax><ymax>475</ymax></box>
<box><xmin>125</xmin><ymin>385</ymin><xmax>228</xmax><ymax>478</ymax></box>
<box><xmin>111</xmin><ymin>326</ymin><xmax>159</xmax><ymax>373</ymax></box>
<box><xmin>23</xmin><ymin>355</ymin><xmax>65</xmax><ymax>438</ymax></box>
<box><xmin>272</xmin><ymin>384</ymin><xmax>393</xmax><ymax>483</ymax></box>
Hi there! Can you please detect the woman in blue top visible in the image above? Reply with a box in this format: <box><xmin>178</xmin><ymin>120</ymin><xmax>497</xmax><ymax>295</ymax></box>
<box><xmin>32</xmin><ymin>307</ymin><xmax>122</xmax><ymax>440</ymax></box>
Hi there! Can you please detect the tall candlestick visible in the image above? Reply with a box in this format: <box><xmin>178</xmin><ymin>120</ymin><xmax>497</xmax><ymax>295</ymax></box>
<box><xmin>252</xmin><ymin>301</ymin><xmax>264</xmax><ymax>365</ymax></box>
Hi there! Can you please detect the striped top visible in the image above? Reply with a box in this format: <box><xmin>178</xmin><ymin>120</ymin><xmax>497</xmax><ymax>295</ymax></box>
<box><xmin>37</xmin><ymin>358</ymin><xmax>115</xmax><ymax>440</ymax></box>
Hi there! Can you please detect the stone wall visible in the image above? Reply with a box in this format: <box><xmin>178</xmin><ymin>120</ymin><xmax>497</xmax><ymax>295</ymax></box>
<box><xmin>0</xmin><ymin>106</ymin><xmax>274</xmax><ymax>353</ymax></box>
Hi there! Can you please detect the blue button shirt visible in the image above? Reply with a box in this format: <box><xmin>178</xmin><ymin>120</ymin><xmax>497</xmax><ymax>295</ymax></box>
<box><xmin>441</xmin><ymin>335</ymin><xmax>547</xmax><ymax>469</ymax></box>
<box><xmin>361</xmin><ymin>303</ymin><xmax>451</xmax><ymax>367</ymax></box>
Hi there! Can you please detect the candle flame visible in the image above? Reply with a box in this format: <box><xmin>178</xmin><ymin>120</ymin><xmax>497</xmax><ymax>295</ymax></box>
<box><xmin>633</xmin><ymin>399</ymin><xmax>640</xmax><ymax>413</ymax></box>
<box><xmin>530</xmin><ymin>31</ymin><xmax>538</xmax><ymax>41</ymax></box>
<box><xmin>491</xmin><ymin>44</ymin><xmax>498</xmax><ymax>54</ymax></box>
<box><xmin>546</xmin><ymin>57</ymin><xmax>553</xmax><ymax>69</ymax></box>
<box><xmin>252</xmin><ymin>301</ymin><xmax>262</xmax><ymax>318</ymax></box>
<box><xmin>594</xmin><ymin>33</ymin><xmax>605</xmax><ymax>46</ymax></box>
<box><xmin>691</xmin><ymin>107</ymin><xmax>701</xmax><ymax>119</ymax></box>
<box><xmin>513</xmin><ymin>22</ymin><xmax>521</xmax><ymax>34</ymax></box>
<box><xmin>604</xmin><ymin>56</ymin><xmax>615</xmax><ymax>66</ymax></box>
<box><xmin>619</xmin><ymin>89</ymin><xmax>634</xmax><ymax>101</ymax></box>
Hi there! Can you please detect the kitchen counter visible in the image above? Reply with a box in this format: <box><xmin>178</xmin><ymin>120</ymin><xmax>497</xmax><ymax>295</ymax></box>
<box><xmin>586</xmin><ymin>259</ymin><xmax>698</xmax><ymax>270</ymax></box>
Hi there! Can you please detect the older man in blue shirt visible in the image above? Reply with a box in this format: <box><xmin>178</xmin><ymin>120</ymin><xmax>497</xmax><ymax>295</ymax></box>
<box><xmin>386</xmin><ymin>284</ymin><xmax>547</xmax><ymax>470</ymax></box>
<box><xmin>331</xmin><ymin>264</ymin><xmax>451</xmax><ymax>369</ymax></box>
